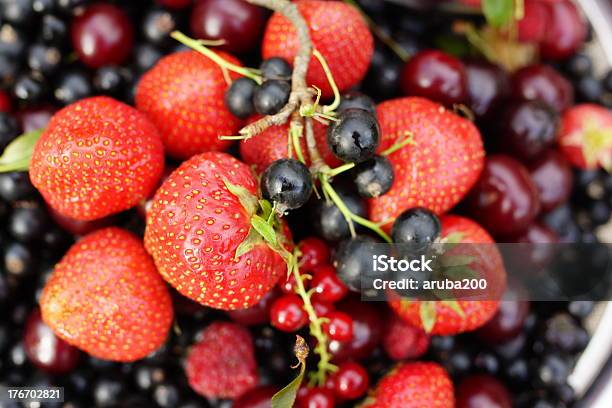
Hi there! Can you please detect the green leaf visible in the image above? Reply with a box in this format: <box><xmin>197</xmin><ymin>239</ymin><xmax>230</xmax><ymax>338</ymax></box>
<box><xmin>434</xmin><ymin>35</ymin><xmax>471</xmax><ymax>58</ymax></box>
<box><xmin>272</xmin><ymin>336</ymin><xmax>309</xmax><ymax>408</ymax></box>
<box><xmin>251</xmin><ymin>215</ymin><xmax>277</xmax><ymax>246</ymax></box>
<box><xmin>234</xmin><ymin>228</ymin><xmax>263</xmax><ymax>260</ymax></box>
<box><xmin>0</xmin><ymin>128</ymin><xmax>44</xmax><ymax>173</ymax></box>
<box><xmin>482</xmin><ymin>0</ymin><xmax>515</xmax><ymax>27</ymax></box>
<box><xmin>259</xmin><ymin>199</ymin><xmax>273</xmax><ymax>221</ymax></box>
<box><xmin>419</xmin><ymin>301</ymin><xmax>437</xmax><ymax>333</ymax></box>
<box><xmin>223</xmin><ymin>179</ymin><xmax>258</xmax><ymax>215</ymax></box>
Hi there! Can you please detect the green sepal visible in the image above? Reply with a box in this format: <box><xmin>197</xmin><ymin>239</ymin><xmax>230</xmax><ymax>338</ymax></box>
<box><xmin>419</xmin><ymin>301</ymin><xmax>437</xmax><ymax>333</ymax></box>
<box><xmin>234</xmin><ymin>228</ymin><xmax>264</xmax><ymax>260</ymax></box>
<box><xmin>442</xmin><ymin>300</ymin><xmax>465</xmax><ymax>318</ymax></box>
<box><xmin>223</xmin><ymin>179</ymin><xmax>258</xmax><ymax>215</ymax></box>
<box><xmin>272</xmin><ymin>336</ymin><xmax>309</xmax><ymax>408</ymax></box>
<box><xmin>482</xmin><ymin>0</ymin><xmax>515</xmax><ymax>28</ymax></box>
<box><xmin>259</xmin><ymin>199</ymin><xmax>274</xmax><ymax>221</ymax></box>
<box><xmin>0</xmin><ymin>128</ymin><xmax>44</xmax><ymax>173</ymax></box>
<box><xmin>251</xmin><ymin>215</ymin><xmax>277</xmax><ymax>246</ymax></box>
<box><xmin>443</xmin><ymin>232</ymin><xmax>465</xmax><ymax>245</ymax></box>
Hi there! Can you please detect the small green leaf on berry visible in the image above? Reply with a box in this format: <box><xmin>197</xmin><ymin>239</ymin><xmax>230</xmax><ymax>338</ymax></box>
<box><xmin>420</xmin><ymin>301</ymin><xmax>437</xmax><ymax>333</ymax></box>
<box><xmin>482</xmin><ymin>0</ymin><xmax>515</xmax><ymax>28</ymax></box>
<box><xmin>0</xmin><ymin>128</ymin><xmax>44</xmax><ymax>173</ymax></box>
<box><xmin>224</xmin><ymin>179</ymin><xmax>258</xmax><ymax>215</ymax></box>
<box><xmin>251</xmin><ymin>215</ymin><xmax>277</xmax><ymax>246</ymax></box>
<box><xmin>272</xmin><ymin>335</ymin><xmax>309</xmax><ymax>408</ymax></box>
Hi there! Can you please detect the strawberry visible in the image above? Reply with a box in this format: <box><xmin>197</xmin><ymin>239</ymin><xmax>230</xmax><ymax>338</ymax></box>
<box><xmin>382</xmin><ymin>310</ymin><xmax>429</xmax><ymax>361</ymax></box>
<box><xmin>558</xmin><ymin>103</ymin><xmax>612</xmax><ymax>172</ymax></box>
<box><xmin>186</xmin><ymin>321</ymin><xmax>258</xmax><ymax>399</ymax></box>
<box><xmin>262</xmin><ymin>0</ymin><xmax>373</xmax><ymax>98</ymax></box>
<box><xmin>369</xmin><ymin>97</ymin><xmax>484</xmax><ymax>229</ymax></box>
<box><xmin>363</xmin><ymin>362</ymin><xmax>454</xmax><ymax>408</ymax></box>
<box><xmin>144</xmin><ymin>151</ymin><xmax>288</xmax><ymax>310</ymax></box>
<box><xmin>389</xmin><ymin>215</ymin><xmax>504</xmax><ymax>335</ymax></box>
<box><xmin>136</xmin><ymin>50</ymin><xmax>243</xmax><ymax>159</ymax></box>
<box><xmin>29</xmin><ymin>96</ymin><xmax>164</xmax><ymax>221</ymax></box>
<box><xmin>40</xmin><ymin>227</ymin><xmax>173</xmax><ymax>362</ymax></box>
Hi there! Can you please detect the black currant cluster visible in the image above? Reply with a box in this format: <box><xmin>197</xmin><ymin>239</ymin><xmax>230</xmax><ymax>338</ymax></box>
<box><xmin>563</xmin><ymin>52</ymin><xmax>612</xmax><ymax>109</ymax></box>
<box><xmin>225</xmin><ymin>57</ymin><xmax>292</xmax><ymax>118</ymax></box>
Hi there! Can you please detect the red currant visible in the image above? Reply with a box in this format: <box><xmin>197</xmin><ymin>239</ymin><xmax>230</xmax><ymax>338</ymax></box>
<box><xmin>330</xmin><ymin>361</ymin><xmax>369</xmax><ymax>400</ymax></box>
<box><xmin>299</xmin><ymin>237</ymin><xmax>330</xmax><ymax>271</ymax></box>
<box><xmin>312</xmin><ymin>299</ymin><xmax>334</xmax><ymax>316</ymax></box>
<box><xmin>278</xmin><ymin>269</ymin><xmax>309</xmax><ymax>295</ymax></box>
<box><xmin>270</xmin><ymin>294</ymin><xmax>308</xmax><ymax>332</ymax></box>
<box><xmin>329</xmin><ymin>299</ymin><xmax>382</xmax><ymax>362</ymax></box>
<box><xmin>311</xmin><ymin>265</ymin><xmax>348</xmax><ymax>303</ymax></box>
<box><xmin>323</xmin><ymin>311</ymin><xmax>353</xmax><ymax>342</ymax></box>
<box><xmin>297</xmin><ymin>387</ymin><xmax>335</xmax><ymax>408</ymax></box>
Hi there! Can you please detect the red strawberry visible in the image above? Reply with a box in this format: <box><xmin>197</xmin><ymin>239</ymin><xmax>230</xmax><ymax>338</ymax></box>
<box><xmin>382</xmin><ymin>311</ymin><xmax>429</xmax><ymax>361</ymax></box>
<box><xmin>40</xmin><ymin>227</ymin><xmax>173</xmax><ymax>362</ymax></box>
<box><xmin>186</xmin><ymin>321</ymin><xmax>258</xmax><ymax>399</ymax></box>
<box><xmin>29</xmin><ymin>96</ymin><xmax>164</xmax><ymax>221</ymax></box>
<box><xmin>262</xmin><ymin>0</ymin><xmax>373</xmax><ymax>98</ymax></box>
<box><xmin>369</xmin><ymin>97</ymin><xmax>485</xmax><ymax>229</ymax></box>
<box><xmin>389</xmin><ymin>215</ymin><xmax>504</xmax><ymax>335</ymax></box>
<box><xmin>144</xmin><ymin>151</ymin><xmax>288</xmax><ymax>310</ymax></box>
<box><xmin>136</xmin><ymin>50</ymin><xmax>243</xmax><ymax>159</ymax></box>
<box><xmin>558</xmin><ymin>103</ymin><xmax>612</xmax><ymax>172</ymax></box>
<box><xmin>363</xmin><ymin>362</ymin><xmax>454</xmax><ymax>408</ymax></box>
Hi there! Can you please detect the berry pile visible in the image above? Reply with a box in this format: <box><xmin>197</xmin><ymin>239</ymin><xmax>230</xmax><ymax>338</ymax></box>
<box><xmin>0</xmin><ymin>0</ymin><xmax>611</xmax><ymax>407</ymax></box>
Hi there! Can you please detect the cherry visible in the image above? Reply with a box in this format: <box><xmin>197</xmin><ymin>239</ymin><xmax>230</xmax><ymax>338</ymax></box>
<box><xmin>528</xmin><ymin>150</ymin><xmax>573</xmax><ymax>212</ymax></box>
<box><xmin>311</xmin><ymin>265</ymin><xmax>348</xmax><ymax>303</ymax></box>
<box><xmin>511</xmin><ymin>65</ymin><xmax>574</xmax><ymax>113</ymax></box>
<box><xmin>156</xmin><ymin>0</ymin><xmax>192</xmax><ymax>9</ymax></box>
<box><xmin>190</xmin><ymin>0</ymin><xmax>268</xmax><ymax>55</ymax></box>
<box><xmin>15</xmin><ymin>105</ymin><xmax>56</xmax><ymax>132</ymax></box>
<box><xmin>456</xmin><ymin>375</ymin><xmax>512</xmax><ymax>408</ymax></box>
<box><xmin>540</xmin><ymin>0</ymin><xmax>587</xmax><ymax>60</ymax></box>
<box><xmin>464</xmin><ymin>60</ymin><xmax>509</xmax><ymax>121</ymax></box>
<box><xmin>400</xmin><ymin>49</ymin><xmax>467</xmax><ymax>106</ymax></box>
<box><xmin>71</xmin><ymin>3</ymin><xmax>134</xmax><ymax>68</ymax></box>
<box><xmin>498</xmin><ymin>101</ymin><xmax>558</xmax><ymax>162</ymax></box>
<box><xmin>270</xmin><ymin>294</ymin><xmax>308</xmax><ymax>332</ymax></box>
<box><xmin>233</xmin><ymin>385</ymin><xmax>278</xmax><ymax>408</ymax></box>
<box><xmin>329</xmin><ymin>361</ymin><xmax>369</xmax><ymax>400</ymax></box>
<box><xmin>505</xmin><ymin>223</ymin><xmax>559</xmax><ymax>274</ymax></box>
<box><xmin>297</xmin><ymin>387</ymin><xmax>335</xmax><ymax>408</ymax></box>
<box><xmin>476</xmin><ymin>295</ymin><xmax>530</xmax><ymax>344</ymax></box>
<box><xmin>518</xmin><ymin>0</ymin><xmax>548</xmax><ymax>43</ymax></box>
<box><xmin>322</xmin><ymin>311</ymin><xmax>353</xmax><ymax>342</ymax></box>
<box><xmin>0</xmin><ymin>90</ymin><xmax>11</xmax><ymax>112</ymax></box>
<box><xmin>227</xmin><ymin>288</ymin><xmax>279</xmax><ymax>326</ymax></box>
<box><xmin>299</xmin><ymin>237</ymin><xmax>330</xmax><ymax>272</ymax></box>
<box><xmin>330</xmin><ymin>298</ymin><xmax>382</xmax><ymax>363</ymax></box>
<box><xmin>23</xmin><ymin>308</ymin><xmax>81</xmax><ymax>374</ymax></box>
<box><xmin>465</xmin><ymin>155</ymin><xmax>540</xmax><ymax>237</ymax></box>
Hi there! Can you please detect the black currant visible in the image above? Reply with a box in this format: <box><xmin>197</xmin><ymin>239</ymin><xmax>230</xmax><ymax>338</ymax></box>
<box><xmin>353</xmin><ymin>155</ymin><xmax>394</xmax><ymax>198</ymax></box>
<box><xmin>133</xmin><ymin>43</ymin><xmax>163</xmax><ymax>73</ymax></box>
<box><xmin>311</xmin><ymin>188</ymin><xmax>366</xmax><ymax>241</ymax></box>
<box><xmin>9</xmin><ymin>205</ymin><xmax>50</xmax><ymax>243</ymax></box>
<box><xmin>27</xmin><ymin>43</ymin><xmax>62</xmax><ymax>77</ymax></box>
<box><xmin>32</xmin><ymin>0</ymin><xmax>55</xmax><ymax>14</ymax></box>
<box><xmin>0</xmin><ymin>23</ymin><xmax>27</xmax><ymax>58</ymax></box>
<box><xmin>261</xmin><ymin>158</ymin><xmax>312</xmax><ymax>212</ymax></box>
<box><xmin>40</xmin><ymin>14</ymin><xmax>68</xmax><ymax>45</ymax></box>
<box><xmin>253</xmin><ymin>79</ymin><xmax>290</xmax><ymax>115</ymax></box>
<box><xmin>391</xmin><ymin>207</ymin><xmax>441</xmax><ymax>249</ymax></box>
<box><xmin>141</xmin><ymin>8</ymin><xmax>178</xmax><ymax>48</ymax></box>
<box><xmin>0</xmin><ymin>112</ymin><xmax>20</xmax><ymax>152</ymax></box>
<box><xmin>333</xmin><ymin>235</ymin><xmax>385</xmax><ymax>293</ymax></box>
<box><xmin>260</xmin><ymin>57</ymin><xmax>292</xmax><ymax>81</ymax></box>
<box><xmin>337</xmin><ymin>91</ymin><xmax>376</xmax><ymax>114</ymax></box>
<box><xmin>225</xmin><ymin>77</ymin><xmax>257</xmax><ymax>119</ymax></box>
<box><xmin>94</xmin><ymin>66</ymin><xmax>126</xmax><ymax>96</ymax></box>
<box><xmin>0</xmin><ymin>172</ymin><xmax>37</xmax><ymax>202</ymax></box>
<box><xmin>327</xmin><ymin>108</ymin><xmax>380</xmax><ymax>163</ymax></box>
<box><xmin>1</xmin><ymin>0</ymin><xmax>35</xmax><ymax>25</ymax></box>
<box><xmin>54</xmin><ymin>69</ymin><xmax>92</xmax><ymax>105</ymax></box>
<box><xmin>13</xmin><ymin>73</ymin><xmax>48</xmax><ymax>104</ymax></box>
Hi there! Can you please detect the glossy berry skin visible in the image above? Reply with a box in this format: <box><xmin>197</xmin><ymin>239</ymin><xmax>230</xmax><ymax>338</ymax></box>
<box><xmin>253</xmin><ymin>80</ymin><xmax>290</xmax><ymax>115</ymax></box>
<box><xmin>353</xmin><ymin>155</ymin><xmax>394</xmax><ymax>198</ymax></box>
<box><xmin>511</xmin><ymin>65</ymin><xmax>574</xmax><ymax>113</ymax></box>
<box><xmin>528</xmin><ymin>150</ymin><xmax>573</xmax><ymax>212</ymax></box>
<box><xmin>465</xmin><ymin>155</ymin><xmax>540</xmax><ymax>237</ymax></box>
<box><xmin>365</xmin><ymin>362</ymin><xmax>453</xmax><ymax>408</ymax></box>
<box><xmin>225</xmin><ymin>78</ymin><xmax>257</xmax><ymax>119</ymax></box>
<box><xmin>312</xmin><ymin>189</ymin><xmax>366</xmax><ymax>242</ymax></box>
<box><xmin>40</xmin><ymin>228</ymin><xmax>173</xmax><ymax>362</ymax></box>
<box><xmin>186</xmin><ymin>321</ymin><xmax>258</xmax><ymax>399</ymax></box>
<box><xmin>327</xmin><ymin>109</ymin><xmax>380</xmax><ymax>163</ymax></box>
<box><xmin>299</xmin><ymin>237</ymin><xmax>330</xmax><ymax>272</ymax></box>
<box><xmin>24</xmin><ymin>308</ymin><xmax>81</xmax><ymax>374</ymax></box>
<box><xmin>539</xmin><ymin>0</ymin><xmax>587</xmax><ymax>61</ymax></box>
<box><xmin>330</xmin><ymin>299</ymin><xmax>382</xmax><ymax>363</ymax></box>
<box><xmin>30</xmin><ymin>96</ymin><xmax>165</xmax><ymax>221</ymax></box>
<box><xmin>499</xmin><ymin>101</ymin><xmax>559</xmax><ymax>162</ymax></box>
<box><xmin>323</xmin><ymin>311</ymin><xmax>353</xmax><ymax>342</ymax></box>
<box><xmin>298</xmin><ymin>387</ymin><xmax>335</xmax><ymax>408</ymax></box>
<box><xmin>145</xmin><ymin>152</ymin><xmax>287</xmax><ymax>310</ymax></box>
<box><xmin>464</xmin><ymin>60</ymin><xmax>509</xmax><ymax>120</ymax></box>
<box><xmin>369</xmin><ymin>98</ymin><xmax>484</xmax><ymax>228</ymax></box>
<box><xmin>263</xmin><ymin>0</ymin><xmax>373</xmax><ymax>98</ymax></box>
<box><xmin>476</xmin><ymin>298</ymin><xmax>530</xmax><ymax>344</ymax></box>
<box><xmin>456</xmin><ymin>375</ymin><xmax>512</xmax><ymax>408</ymax></box>
<box><xmin>260</xmin><ymin>57</ymin><xmax>292</xmax><ymax>81</ymax></box>
<box><xmin>333</xmin><ymin>235</ymin><xmax>381</xmax><ymax>293</ymax></box>
<box><xmin>338</xmin><ymin>91</ymin><xmax>376</xmax><ymax>114</ymax></box>
<box><xmin>136</xmin><ymin>50</ymin><xmax>243</xmax><ymax>159</ymax></box>
<box><xmin>71</xmin><ymin>4</ymin><xmax>134</xmax><ymax>68</ymax></box>
<box><xmin>311</xmin><ymin>265</ymin><xmax>348</xmax><ymax>303</ymax></box>
<box><xmin>391</xmin><ymin>207</ymin><xmax>441</xmax><ymax>248</ymax></box>
<box><xmin>270</xmin><ymin>294</ymin><xmax>308</xmax><ymax>332</ymax></box>
<box><xmin>400</xmin><ymin>49</ymin><xmax>467</xmax><ymax>106</ymax></box>
<box><xmin>382</xmin><ymin>311</ymin><xmax>429</xmax><ymax>361</ymax></box>
<box><xmin>157</xmin><ymin>0</ymin><xmax>191</xmax><ymax>9</ymax></box>
<box><xmin>190</xmin><ymin>0</ymin><xmax>267</xmax><ymax>55</ymax></box>
<box><xmin>261</xmin><ymin>158</ymin><xmax>313</xmax><ymax>211</ymax></box>
<box><xmin>330</xmin><ymin>361</ymin><xmax>369</xmax><ymax>400</ymax></box>
<box><xmin>234</xmin><ymin>385</ymin><xmax>278</xmax><ymax>408</ymax></box>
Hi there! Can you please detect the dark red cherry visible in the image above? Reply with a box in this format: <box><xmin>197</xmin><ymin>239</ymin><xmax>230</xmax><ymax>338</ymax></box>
<box><xmin>456</xmin><ymin>375</ymin><xmax>512</xmax><ymax>408</ymax></box>
<box><xmin>299</xmin><ymin>237</ymin><xmax>330</xmax><ymax>272</ymax></box>
<box><xmin>476</xmin><ymin>285</ymin><xmax>530</xmax><ymax>344</ymax></box>
<box><xmin>15</xmin><ymin>105</ymin><xmax>56</xmax><ymax>132</ymax></box>
<box><xmin>465</xmin><ymin>155</ymin><xmax>540</xmax><ymax>237</ymax></box>
<box><xmin>24</xmin><ymin>308</ymin><xmax>80</xmax><ymax>374</ymax></box>
<box><xmin>540</xmin><ymin>0</ymin><xmax>587</xmax><ymax>60</ymax></box>
<box><xmin>190</xmin><ymin>0</ymin><xmax>268</xmax><ymax>55</ymax></box>
<box><xmin>227</xmin><ymin>287</ymin><xmax>279</xmax><ymax>326</ymax></box>
<box><xmin>297</xmin><ymin>387</ymin><xmax>335</xmax><ymax>408</ymax></box>
<box><xmin>518</xmin><ymin>0</ymin><xmax>548</xmax><ymax>43</ymax></box>
<box><xmin>505</xmin><ymin>222</ymin><xmax>559</xmax><ymax>275</ymax></box>
<box><xmin>0</xmin><ymin>90</ymin><xmax>11</xmax><ymax>112</ymax></box>
<box><xmin>71</xmin><ymin>3</ymin><xmax>134</xmax><ymax>68</ymax></box>
<box><xmin>528</xmin><ymin>150</ymin><xmax>573</xmax><ymax>213</ymax></box>
<box><xmin>400</xmin><ymin>49</ymin><xmax>467</xmax><ymax>106</ymax></box>
<box><xmin>156</xmin><ymin>0</ymin><xmax>192</xmax><ymax>9</ymax></box>
<box><xmin>233</xmin><ymin>385</ymin><xmax>278</xmax><ymax>408</ymax></box>
<box><xmin>464</xmin><ymin>60</ymin><xmax>509</xmax><ymax>120</ymax></box>
<box><xmin>498</xmin><ymin>101</ymin><xmax>559</xmax><ymax>162</ymax></box>
<box><xmin>330</xmin><ymin>298</ymin><xmax>382</xmax><ymax>363</ymax></box>
<box><xmin>511</xmin><ymin>65</ymin><xmax>573</xmax><ymax>112</ymax></box>
<box><xmin>329</xmin><ymin>361</ymin><xmax>369</xmax><ymax>400</ymax></box>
